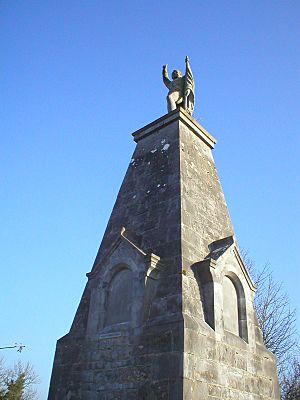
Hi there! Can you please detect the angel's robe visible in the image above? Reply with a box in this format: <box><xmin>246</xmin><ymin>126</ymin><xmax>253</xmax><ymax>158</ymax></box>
<box><xmin>163</xmin><ymin>75</ymin><xmax>185</xmax><ymax>113</ymax></box>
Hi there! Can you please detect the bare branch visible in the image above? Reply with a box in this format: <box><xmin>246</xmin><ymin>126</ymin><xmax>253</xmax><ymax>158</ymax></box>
<box><xmin>0</xmin><ymin>359</ymin><xmax>39</xmax><ymax>400</ymax></box>
<box><xmin>280</xmin><ymin>356</ymin><xmax>300</xmax><ymax>399</ymax></box>
<box><xmin>241</xmin><ymin>249</ymin><xmax>299</xmax><ymax>399</ymax></box>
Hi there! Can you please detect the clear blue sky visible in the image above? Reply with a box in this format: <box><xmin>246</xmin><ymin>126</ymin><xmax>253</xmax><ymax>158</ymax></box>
<box><xmin>1</xmin><ymin>1</ymin><xmax>299</xmax><ymax>398</ymax></box>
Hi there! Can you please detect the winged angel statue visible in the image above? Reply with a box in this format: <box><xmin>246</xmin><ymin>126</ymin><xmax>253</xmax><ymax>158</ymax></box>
<box><xmin>162</xmin><ymin>56</ymin><xmax>195</xmax><ymax>116</ymax></box>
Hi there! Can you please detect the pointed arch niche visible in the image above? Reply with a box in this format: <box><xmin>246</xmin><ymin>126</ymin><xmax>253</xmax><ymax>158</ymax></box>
<box><xmin>223</xmin><ymin>272</ymin><xmax>248</xmax><ymax>342</ymax></box>
<box><xmin>104</xmin><ymin>266</ymin><xmax>133</xmax><ymax>327</ymax></box>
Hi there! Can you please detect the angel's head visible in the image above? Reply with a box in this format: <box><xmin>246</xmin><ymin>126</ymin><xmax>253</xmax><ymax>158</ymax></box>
<box><xmin>172</xmin><ymin>70</ymin><xmax>182</xmax><ymax>80</ymax></box>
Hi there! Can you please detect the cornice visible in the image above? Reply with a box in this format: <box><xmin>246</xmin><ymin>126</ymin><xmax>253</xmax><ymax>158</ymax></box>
<box><xmin>132</xmin><ymin>108</ymin><xmax>216</xmax><ymax>149</ymax></box>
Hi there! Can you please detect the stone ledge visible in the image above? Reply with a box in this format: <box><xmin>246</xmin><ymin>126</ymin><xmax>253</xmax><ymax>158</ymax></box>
<box><xmin>132</xmin><ymin>108</ymin><xmax>217</xmax><ymax>149</ymax></box>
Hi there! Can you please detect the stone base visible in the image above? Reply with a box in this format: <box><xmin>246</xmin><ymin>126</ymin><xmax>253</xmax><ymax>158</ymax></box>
<box><xmin>48</xmin><ymin>110</ymin><xmax>280</xmax><ymax>399</ymax></box>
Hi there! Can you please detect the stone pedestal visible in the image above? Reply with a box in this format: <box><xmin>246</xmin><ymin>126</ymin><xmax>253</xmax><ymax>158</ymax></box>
<box><xmin>48</xmin><ymin>109</ymin><xmax>280</xmax><ymax>399</ymax></box>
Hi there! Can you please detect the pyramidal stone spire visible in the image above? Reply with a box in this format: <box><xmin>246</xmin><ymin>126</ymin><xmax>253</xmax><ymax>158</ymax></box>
<box><xmin>48</xmin><ymin>74</ymin><xmax>280</xmax><ymax>399</ymax></box>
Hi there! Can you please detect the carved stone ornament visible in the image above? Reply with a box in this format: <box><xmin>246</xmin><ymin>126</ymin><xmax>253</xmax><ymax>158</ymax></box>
<box><xmin>162</xmin><ymin>56</ymin><xmax>195</xmax><ymax>116</ymax></box>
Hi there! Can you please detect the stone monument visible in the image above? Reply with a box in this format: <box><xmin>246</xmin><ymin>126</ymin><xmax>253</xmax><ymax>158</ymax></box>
<box><xmin>48</xmin><ymin>59</ymin><xmax>280</xmax><ymax>399</ymax></box>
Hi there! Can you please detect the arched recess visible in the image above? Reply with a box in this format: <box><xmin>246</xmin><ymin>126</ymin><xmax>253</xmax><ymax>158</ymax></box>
<box><xmin>223</xmin><ymin>272</ymin><xmax>248</xmax><ymax>342</ymax></box>
<box><xmin>193</xmin><ymin>265</ymin><xmax>215</xmax><ymax>330</ymax></box>
<box><xmin>104</xmin><ymin>266</ymin><xmax>133</xmax><ymax>327</ymax></box>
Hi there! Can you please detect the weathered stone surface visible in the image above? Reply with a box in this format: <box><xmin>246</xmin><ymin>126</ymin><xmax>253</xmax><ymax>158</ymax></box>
<box><xmin>48</xmin><ymin>108</ymin><xmax>280</xmax><ymax>399</ymax></box>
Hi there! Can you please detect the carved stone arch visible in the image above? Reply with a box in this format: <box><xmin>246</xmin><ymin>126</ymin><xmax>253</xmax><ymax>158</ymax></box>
<box><xmin>103</xmin><ymin>263</ymin><xmax>134</xmax><ymax>328</ymax></box>
<box><xmin>223</xmin><ymin>271</ymin><xmax>248</xmax><ymax>342</ymax></box>
<box><xmin>102</xmin><ymin>261</ymin><xmax>137</xmax><ymax>286</ymax></box>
